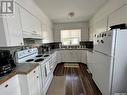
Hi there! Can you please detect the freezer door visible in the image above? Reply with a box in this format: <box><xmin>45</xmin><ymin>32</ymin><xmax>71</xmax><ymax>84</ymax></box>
<box><xmin>94</xmin><ymin>30</ymin><xmax>117</xmax><ymax>56</ymax></box>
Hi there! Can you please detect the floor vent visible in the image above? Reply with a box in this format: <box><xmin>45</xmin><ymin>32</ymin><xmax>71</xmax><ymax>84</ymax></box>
<box><xmin>64</xmin><ymin>63</ymin><xmax>79</xmax><ymax>68</ymax></box>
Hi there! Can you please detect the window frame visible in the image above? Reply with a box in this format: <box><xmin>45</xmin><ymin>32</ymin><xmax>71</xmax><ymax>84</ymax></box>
<box><xmin>60</xmin><ymin>29</ymin><xmax>81</xmax><ymax>46</ymax></box>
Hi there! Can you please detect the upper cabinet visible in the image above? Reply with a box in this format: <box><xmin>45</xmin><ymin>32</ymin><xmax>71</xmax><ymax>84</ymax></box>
<box><xmin>0</xmin><ymin>3</ymin><xmax>24</xmax><ymax>47</ymax></box>
<box><xmin>108</xmin><ymin>5</ymin><xmax>127</xmax><ymax>30</ymax></box>
<box><xmin>42</xmin><ymin>24</ymin><xmax>53</xmax><ymax>43</ymax></box>
<box><xmin>19</xmin><ymin>7</ymin><xmax>42</xmax><ymax>39</ymax></box>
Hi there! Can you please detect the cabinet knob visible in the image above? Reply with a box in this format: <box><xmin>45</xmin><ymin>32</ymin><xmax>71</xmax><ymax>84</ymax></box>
<box><xmin>5</xmin><ymin>84</ymin><xmax>8</xmax><ymax>88</ymax></box>
<box><xmin>34</xmin><ymin>71</ymin><xmax>36</xmax><ymax>73</ymax></box>
<box><xmin>37</xmin><ymin>76</ymin><xmax>39</xmax><ymax>78</ymax></box>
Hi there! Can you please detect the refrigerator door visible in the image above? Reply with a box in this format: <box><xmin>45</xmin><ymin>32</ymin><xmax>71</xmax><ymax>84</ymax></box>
<box><xmin>111</xmin><ymin>29</ymin><xmax>127</xmax><ymax>95</ymax></box>
<box><xmin>92</xmin><ymin>51</ymin><xmax>113</xmax><ymax>95</ymax></box>
<box><xmin>94</xmin><ymin>30</ymin><xmax>117</xmax><ymax>56</ymax></box>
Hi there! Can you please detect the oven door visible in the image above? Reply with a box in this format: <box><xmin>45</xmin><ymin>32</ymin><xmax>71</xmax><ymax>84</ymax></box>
<box><xmin>41</xmin><ymin>62</ymin><xmax>50</xmax><ymax>86</ymax></box>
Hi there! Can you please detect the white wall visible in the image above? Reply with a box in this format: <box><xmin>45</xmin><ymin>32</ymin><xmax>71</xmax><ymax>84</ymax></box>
<box><xmin>90</xmin><ymin>0</ymin><xmax>127</xmax><ymax>40</ymax></box>
<box><xmin>53</xmin><ymin>22</ymin><xmax>89</xmax><ymax>42</ymax></box>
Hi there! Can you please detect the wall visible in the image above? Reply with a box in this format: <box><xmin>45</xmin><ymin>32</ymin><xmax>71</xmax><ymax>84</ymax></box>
<box><xmin>53</xmin><ymin>22</ymin><xmax>89</xmax><ymax>42</ymax></box>
<box><xmin>89</xmin><ymin>0</ymin><xmax>127</xmax><ymax>40</ymax></box>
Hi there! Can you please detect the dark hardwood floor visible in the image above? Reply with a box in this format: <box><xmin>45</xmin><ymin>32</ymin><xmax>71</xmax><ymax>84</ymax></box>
<box><xmin>54</xmin><ymin>63</ymin><xmax>102</xmax><ymax>95</ymax></box>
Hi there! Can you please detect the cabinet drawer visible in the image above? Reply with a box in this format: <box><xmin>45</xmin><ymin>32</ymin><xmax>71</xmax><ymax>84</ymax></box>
<box><xmin>27</xmin><ymin>67</ymin><xmax>40</xmax><ymax>79</ymax></box>
<box><xmin>27</xmin><ymin>66</ymin><xmax>41</xmax><ymax>95</ymax></box>
<box><xmin>0</xmin><ymin>75</ymin><xmax>21</xmax><ymax>95</ymax></box>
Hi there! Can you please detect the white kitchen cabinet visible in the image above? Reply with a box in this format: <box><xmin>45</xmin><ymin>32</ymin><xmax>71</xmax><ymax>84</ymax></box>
<box><xmin>93</xmin><ymin>17</ymin><xmax>108</xmax><ymax>35</ymax></box>
<box><xmin>0</xmin><ymin>3</ymin><xmax>23</xmax><ymax>47</ymax></box>
<box><xmin>49</xmin><ymin>52</ymin><xmax>57</xmax><ymax>72</ymax></box>
<box><xmin>108</xmin><ymin>9</ymin><xmax>122</xmax><ymax>30</ymax></box>
<box><xmin>108</xmin><ymin>5</ymin><xmax>127</xmax><ymax>30</ymax></box>
<box><xmin>61</xmin><ymin>50</ymin><xmax>81</xmax><ymax>62</ymax></box>
<box><xmin>0</xmin><ymin>75</ymin><xmax>21</xmax><ymax>95</ymax></box>
<box><xmin>61</xmin><ymin>50</ymin><xmax>71</xmax><ymax>62</ymax></box>
<box><xmin>87</xmin><ymin>51</ymin><xmax>94</xmax><ymax>73</ymax></box>
<box><xmin>20</xmin><ymin>6</ymin><xmax>42</xmax><ymax>38</ymax></box>
<box><xmin>81</xmin><ymin>50</ymin><xmax>87</xmax><ymax>64</ymax></box>
<box><xmin>42</xmin><ymin>24</ymin><xmax>53</xmax><ymax>43</ymax></box>
<box><xmin>56</xmin><ymin>50</ymin><xmax>61</xmax><ymax>64</ymax></box>
<box><xmin>18</xmin><ymin>66</ymin><xmax>41</xmax><ymax>95</ymax></box>
<box><xmin>70</xmin><ymin>50</ymin><xmax>81</xmax><ymax>62</ymax></box>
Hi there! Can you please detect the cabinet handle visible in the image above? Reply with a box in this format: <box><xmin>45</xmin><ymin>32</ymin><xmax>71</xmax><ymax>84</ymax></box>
<box><xmin>5</xmin><ymin>84</ymin><xmax>8</xmax><ymax>88</ymax></box>
<box><xmin>37</xmin><ymin>76</ymin><xmax>39</xmax><ymax>78</ymax></box>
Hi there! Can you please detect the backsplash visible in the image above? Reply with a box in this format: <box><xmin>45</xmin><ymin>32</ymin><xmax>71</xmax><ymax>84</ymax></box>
<box><xmin>0</xmin><ymin>46</ymin><xmax>24</xmax><ymax>57</ymax></box>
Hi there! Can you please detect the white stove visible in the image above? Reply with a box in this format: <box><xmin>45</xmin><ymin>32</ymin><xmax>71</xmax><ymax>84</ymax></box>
<box><xmin>15</xmin><ymin>48</ymin><xmax>49</xmax><ymax>64</ymax></box>
<box><xmin>15</xmin><ymin>48</ymin><xmax>52</xmax><ymax>95</ymax></box>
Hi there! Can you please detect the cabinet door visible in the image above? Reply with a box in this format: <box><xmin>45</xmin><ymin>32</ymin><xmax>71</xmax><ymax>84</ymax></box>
<box><xmin>0</xmin><ymin>75</ymin><xmax>21</xmax><ymax>95</ymax></box>
<box><xmin>58</xmin><ymin>51</ymin><xmax>61</xmax><ymax>63</ymax></box>
<box><xmin>108</xmin><ymin>9</ymin><xmax>121</xmax><ymax>30</ymax></box>
<box><xmin>56</xmin><ymin>51</ymin><xmax>61</xmax><ymax>64</ymax></box>
<box><xmin>27</xmin><ymin>67</ymin><xmax>41</xmax><ymax>95</ymax></box>
<box><xmin>33</xmin><ymin>18</ymin><xmax>42</xmax><ymax>36</ymax></box>
<box><xmin>87</xmin><ymin>51</ymin><xmax>93</xmax><ymax>73</ymax></box>
<box><xmin>49</xmin><ymin>53</ymin><xmax>57</xmax><ymax>71</ymax></box>
<box><xmin>20</xmin><ymin>7</ymin><xmax>41</xmax><ymax>38</ymax></box>
<box><xmin>81</xmin><ymin>50</ymin><xmax>87</xmax><ymax>64</ymax></box>
<box><xmin>42</xmin><ymin>24</ymin><xmax>49</xmax><ymax>43</ymax></box>
<box><xmin>42</xmin><ymin>24</ymin><xmax>53</xmax><ymax>43</ymax></box>
<box><xmin>6</xmin><ymin>3</ymin><xmax>23</xmax><ymax>46</ymax></box>
<box><xmin>108</xmin><ymin>5</ymin><xmax>127</xmax><ymax>30</ymax></box>
<box><xmin>20</xmin><ymin>7</ymin><xmax>33</xmax><ymax>35</ymax></box>
<box><xmin>70</xmin><ymin>50</ymin><xmax>81</xmax><ymax>62</ymax></box>
<box><xmin>61</xmin><ymin>50</ymin><xmax>71</xmax><ymax>62</ymax></box>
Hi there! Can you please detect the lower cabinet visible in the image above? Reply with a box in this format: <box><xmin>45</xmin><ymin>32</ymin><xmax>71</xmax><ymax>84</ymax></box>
<box><xmin>87</xmin><ymin>51</ymin><xmax>94</xmax><ymax>73</ymax></box>
<box><xmin>0</xmin><ymin>75</ymin><xmax>21</xmax><ymax>95</ymax></box>
<box><xmin>61</xmin><ymin>50</ymin><xmax>87</xmax><ymax>63</ymax></box>
<box><xmin>18</xmin><ymin>66</ymin><xmax>41</xmax><ymax>95</ymax></box>
<box><xmin>61</xmin><ymin>50</ymin><xmax>81</xmax><ymax>62</ymax></box>
<box><xmin>81</xmin><ymin>50</ymin><xmax>87</xmax><ymax>64</ymax></box>
<box><xmin>56</xmin><ymin>50</ymin><xmax>61</xmax><ymax>64</ymax></box>
<box><xmin>49</xmin><ymin>52</ymin><xmax>57</xmax><ymax>72</ymax></box>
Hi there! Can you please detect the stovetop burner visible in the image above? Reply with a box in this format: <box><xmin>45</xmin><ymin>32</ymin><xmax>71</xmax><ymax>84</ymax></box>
<box><xmin>34</xmin><ymin>58</ymin><xmax>44</xmax><ymax>62</ymax></box>
<box><xmin>26</xmin><ymin>59</ymin><xmax>34</xmax><ymax>62</ymax></box>
<box><xmin>36</xmin><ymin>55</ymin><xmax>43</xmax><ymax>57</ymax></box>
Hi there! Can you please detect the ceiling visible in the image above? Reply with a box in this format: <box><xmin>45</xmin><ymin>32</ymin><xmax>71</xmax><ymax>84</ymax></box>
<box><xmin>34</xmin><ymin>0</ymin><xmax>109</xmax><ymax>23</ymax></box>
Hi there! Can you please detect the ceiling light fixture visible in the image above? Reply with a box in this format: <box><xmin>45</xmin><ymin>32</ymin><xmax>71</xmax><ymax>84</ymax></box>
<box><xmin>68</xmin><ymin>12</ymin><xmax>75</xmax><ymax>17</ymax></box>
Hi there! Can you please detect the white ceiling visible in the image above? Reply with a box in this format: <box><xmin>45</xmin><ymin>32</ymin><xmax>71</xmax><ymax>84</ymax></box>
<box><xmin>34</xmin><ymin>0</ymin><xmax>108</xmax><ymax>23</ymax></box>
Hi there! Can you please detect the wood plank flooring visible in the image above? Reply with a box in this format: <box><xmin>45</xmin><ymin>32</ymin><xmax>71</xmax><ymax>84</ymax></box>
<box><xmin>54</xmin><ymin>63</ymin><xmax>102</xmax><ymax>95</ymax></box>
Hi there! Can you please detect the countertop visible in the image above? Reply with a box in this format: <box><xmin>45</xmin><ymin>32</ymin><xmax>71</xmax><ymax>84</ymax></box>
<box><xmin>60</xmin><ymin>48</ymin><xmax>93</xmax><ymax>51</ymax></box>
<box><xmin>0</xmin><ymin>63</ymin><xmax>39</xmax><ymax>85</ymax></box>
<box><xmin>0</xmin><ymin>48</ymin><xmax>93</xmax><ymax>85</ymax></box>
<box><xmin>44</xmin><ymin>48</ymin><xmax>93</xmax><ymax>55</ymax></box>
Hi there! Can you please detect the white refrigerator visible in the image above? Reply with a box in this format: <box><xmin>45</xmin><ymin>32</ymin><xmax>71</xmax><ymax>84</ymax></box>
<box><xmin>93</xmin><ymin>29</ymin><xmax>127</xmax><ymax>95</ymax></box>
